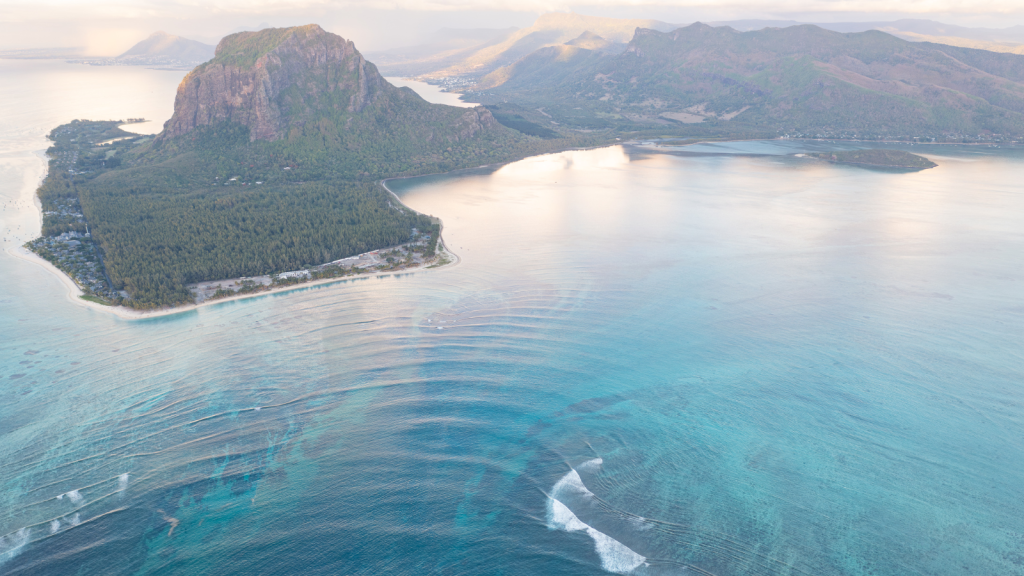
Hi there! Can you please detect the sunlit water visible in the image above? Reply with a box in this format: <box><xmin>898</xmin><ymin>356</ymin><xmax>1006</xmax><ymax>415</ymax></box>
<box><xmin>384</xmin><ymin>77</ymin><xmax>477</xmax><ymax>107</ymax></box>
<box><xmin>2</xmin><ymin>61</ymin><xmax>1023</xmax><ymax>575</ymax></box>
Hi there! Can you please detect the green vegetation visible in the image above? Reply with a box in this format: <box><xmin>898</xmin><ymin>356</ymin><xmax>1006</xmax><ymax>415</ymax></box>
<box><xmin>813</xmin><ymin>149</ymin><xmax>937</xmax><ymax>170</ymax></box>
<box><xmin>24</xmin><ymin>26</ymin><xmax>618</xmax><ymax>310</ymax></box>
<box><xmin>462</xmin><ymin>24</ymin><xmax>1024</xmax><ymax>142</ymax></box>
<box><xmin>84</xmin><ymin>177</ymin><xmax>431</xmax><ymax>307</ymax></box>
<box><xmin>489</xmin><ymin>111</ymin><xmax>560</xmax><ymax>138</ymax></box>
<box><xmin>30</xmin><ymin>111</ymin><xmax>598</xmax><ymax>308</ymax></box>
<box><xmin>426</xmin><ymin>255</ymin><xmax>452</xmax><ymax>269</ymax></box>
<box><xmin>195</xmin><ymin>26</ymin><xmax>297</xmax><ymax>70</ymax></box>
<box><xmin>27</xmin><ymin>231</ymin><xmax>120</xmax><ymax>303</ymax></box>
<box><xmin>79</xmin><ymin>294</ymin><xmax>114</xmax><ymax>306</ymax></box>
<box><xmin>25</xmin><ymin>120</ymin><xmax>146</xmax><ymax>304</ymax></box>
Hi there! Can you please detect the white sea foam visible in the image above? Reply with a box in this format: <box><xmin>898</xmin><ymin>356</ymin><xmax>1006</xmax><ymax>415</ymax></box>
<box><xmin>589</xmin><ymin>528</ymin><xmax>648</xmax><ymax>574</ymax></box>
<box><xmin>549</xmin><ymin>497</ymin><xmax>590</xmax><ymax>531</ymax></box>
<box><xmin>66</xmin><ymin>489</ymin><xmax>83</xmax><ymax>504</ymax></box>
<box><xmin>547</xmin><ymin>468</ymin><xmax>647</xmax><ymax>574</ymax></box>
<box><xmin>0</xmin><ymin>527</ymin><xmax>30</xmax><ymax>565</ymax></box>
<box><xmin>254</xmin><ymin>406</ymin><xmax>261</xmax><ymax>412</ymax></box>
<box><xmin>69</xmin><ymin>513</ymin><xmax>81</xmax><ymax>526</ymax></box>
<box><xmin>118</xmin><ymin>473</ymin><xmax>130</xmax><ymax>491</ymax></box>
<box><xmin>49</xmin><ymin>520</ymin><xmax>60</xmax><ymax>534</ymax></box>
<box><xmin>578</xmin><ymin>457</ymin><xmax>603</xmax><ymax>472</ymax></box>
<box><xmin>56</xmin><ymin>493</ymin><xmax>63</xmax><ymax>501</ymax></box>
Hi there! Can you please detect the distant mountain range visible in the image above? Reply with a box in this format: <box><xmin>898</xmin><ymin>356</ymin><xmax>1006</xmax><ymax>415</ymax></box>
<box><xmin>0</xmin><ymin>32</ymin><xmax>214</xmax><ymax>65</ymax></box>
<box><xmin>713</xmin><ymin>19</ymin><xmax>1024</xmax><ymax>55</ymax></box>
<box><xmin>371</xmin><ymin>13</ymin><xmax>1024</xmax><ymax>78</ymax></box>
<box><xmin>117</xmin><ymin>31</ymin><xmax>214</xmax><ymax>64</ymax></box>
<box><xmin>461</xmin><ymin>23</ymin><xmax>1024</xmax><ymax>140</ymax></box>
<box><xmin>59</xmin><ymin>32</ymin><xmax>214</xmax><ymax>68</ymax></box>
<box><xmin>370</xmin><ymin>13</ymin><xmax>677</xmax><ymax>79</ymax></box>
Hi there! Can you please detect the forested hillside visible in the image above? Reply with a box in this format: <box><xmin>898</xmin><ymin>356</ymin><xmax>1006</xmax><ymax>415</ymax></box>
<box><xmin>30</xmin><ymin>26</ymin><xmax>597</xmax><ymax>309</ymax></box>
<box><xmin>465</xmin><ymin>23</ymin><xmax>1024</xmax><ymax>141</ymax></box>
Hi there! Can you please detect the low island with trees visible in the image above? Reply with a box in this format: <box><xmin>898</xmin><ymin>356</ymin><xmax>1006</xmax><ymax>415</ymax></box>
<box><xmin>811</xmin><ymin>149</ymin><xmax>938</xmax><ymax>170</ymax></box>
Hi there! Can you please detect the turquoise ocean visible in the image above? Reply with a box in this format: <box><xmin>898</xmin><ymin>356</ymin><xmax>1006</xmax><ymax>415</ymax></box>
<box><xmin>1</xmin><ymin>61</ymin><xmax>1023</xmax><ymax>575</ymax></box>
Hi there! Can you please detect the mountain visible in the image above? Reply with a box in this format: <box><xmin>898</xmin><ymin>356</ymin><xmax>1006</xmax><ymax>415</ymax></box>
<box><xmin>710</xmin><ymin>19</ymin><xmax>1024</xmax><ymax>43</ymax></box>
<box><xmin>466</xmin><ymin>23</ymin><xmax>1024</xmax><ymax>139</ymax></box>
<box><xmin>48</xmin><ymin>25</ymin><xmax>578</xmax><ymax>308</ymax></box>
<box><xmin>378</xmin><ymin>13</ymin><xmax>678</xmax><ymax>79</ymax></box>
<box><xmin>475</xmin><ymin>33</ymin><xmax>611</xmax><ymax>91</ymax></box>
<box><xmin>117</xmin><ymin>32</ymin><xmax>215</xmax><ymax>64</ymax></box>
<box><xmin>160</xmin><ymin>25</ymin><xmax>498</xmax><ymax>144</ymax></box>
<box><xmin>710</xmin><ymin>19</ymin><xmax>1024</xmax><ymax>55</ymax></box>
<box><xmin>565</xmin><ymin>31</ymin><xmax>623</xmax><ymax>53</ymax></box>
<box><xmin>366</xmin><ymin>28</ymin><xmax>519</xmax><ymax>77</ymax></box>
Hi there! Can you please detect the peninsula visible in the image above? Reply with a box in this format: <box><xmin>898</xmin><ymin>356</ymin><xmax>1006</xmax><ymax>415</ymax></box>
<box><xmin>25</xmin><ymin>25</ymin><xmax>597</xmax><ymax>311</ymax></box>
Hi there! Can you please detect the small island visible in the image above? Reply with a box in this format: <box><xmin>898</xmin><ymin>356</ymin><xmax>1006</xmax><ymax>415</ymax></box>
<box><xmin>811</xmin><ymin>149</ymin><xmax>937</xmax><ymax>170</ymax></box>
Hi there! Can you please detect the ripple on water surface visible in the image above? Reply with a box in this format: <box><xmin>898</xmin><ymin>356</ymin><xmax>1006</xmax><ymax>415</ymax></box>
<box><xmin>2</xmin><ymin>138</ymin><xmax>1024</xmax><ymax>574</ymax></box>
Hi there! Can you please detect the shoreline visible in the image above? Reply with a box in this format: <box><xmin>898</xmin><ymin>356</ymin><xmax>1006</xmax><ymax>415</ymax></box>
<box><xmin>11</xmin><ymin>240</ymin><xmax>461</xmax><ymax>320</ymax></box>
<box><xmin>14</xmin><ymin>152</ymin><xmax>463</xmax><ymax>319</ymax></box>
<box><xmin>12</xmin><ymin>135</ymin><xmax>989</xmax><ymax>320</ymax></box>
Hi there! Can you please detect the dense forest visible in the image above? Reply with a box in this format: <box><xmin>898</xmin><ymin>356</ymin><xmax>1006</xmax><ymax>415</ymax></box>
<box><xmin>85</xmin><ymin>178</ymin><xmax>432</xmax><ymax>306</ymax></box>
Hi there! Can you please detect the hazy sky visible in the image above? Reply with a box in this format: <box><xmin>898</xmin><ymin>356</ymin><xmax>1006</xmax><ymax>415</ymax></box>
<box><xmin>2</xmin><ymin>0</ymin><xmax>1023</xmax><ymax>54</ymax></box>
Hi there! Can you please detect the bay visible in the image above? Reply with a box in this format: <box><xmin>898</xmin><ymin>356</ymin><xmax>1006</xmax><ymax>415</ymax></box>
<box><xmin>384</xmin><ymin>77</ymin><xmax>477</xmax><ymax>107</ymax></box>
<box><xmin>1</xmin><ymin>61</ymin><xmax>1023</xmax><ymax>575</ymax></box>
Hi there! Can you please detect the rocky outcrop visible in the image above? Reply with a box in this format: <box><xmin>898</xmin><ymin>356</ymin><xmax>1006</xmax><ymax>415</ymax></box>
<box><xmin>162</xmin><ymin>24</ymin><xmax>484</xmax><ymax>142</ymax></box>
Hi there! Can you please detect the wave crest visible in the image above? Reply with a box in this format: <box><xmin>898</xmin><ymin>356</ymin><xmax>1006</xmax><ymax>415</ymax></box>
<box><xmin>547</xmin><ymin>465</ymin><xmax>647</xmax><ymax>574</ymax></box>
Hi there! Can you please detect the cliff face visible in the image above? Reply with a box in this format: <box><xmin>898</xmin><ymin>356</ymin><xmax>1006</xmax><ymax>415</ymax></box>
<box><xmin>162</xmin><ymin>24</ymin><xmax>496</xmax><ymax>142</ymax></box>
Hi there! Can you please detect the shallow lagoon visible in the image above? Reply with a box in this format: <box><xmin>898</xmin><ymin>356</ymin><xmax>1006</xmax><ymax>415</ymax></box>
<box><xmin>1</xmin><ymin>62</ymin><xmax>1023</xmax><ymax>575</ymax></box>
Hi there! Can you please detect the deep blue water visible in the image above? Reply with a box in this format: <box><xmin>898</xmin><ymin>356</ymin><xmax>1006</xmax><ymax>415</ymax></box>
<box><xmin>2</xmin><ymin>62</ymin><xmax>1024</xmax><ymax>575</ymax></box>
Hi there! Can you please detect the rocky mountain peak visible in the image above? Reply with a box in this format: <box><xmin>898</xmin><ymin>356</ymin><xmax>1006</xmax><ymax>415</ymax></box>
<box><xmin>162</xmin><ymin>24</ymin><xmax>390</xmax><ymax>141</ymax></box>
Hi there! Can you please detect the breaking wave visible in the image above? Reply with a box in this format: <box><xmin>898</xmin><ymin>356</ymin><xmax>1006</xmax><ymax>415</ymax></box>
<box><xmin>66</xmin><ymin>489</ymin><xmax>83</xmax><ymax>504</ymax></box>
<box><xmin>118</xmin><ymin>473</ymin><xmax>130</xmax><ymax>492</ymax></box>
<box><xmin>547</xmin><ymin>460</ymin><xmax>647</xmax><ymax>574</ymax></box>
